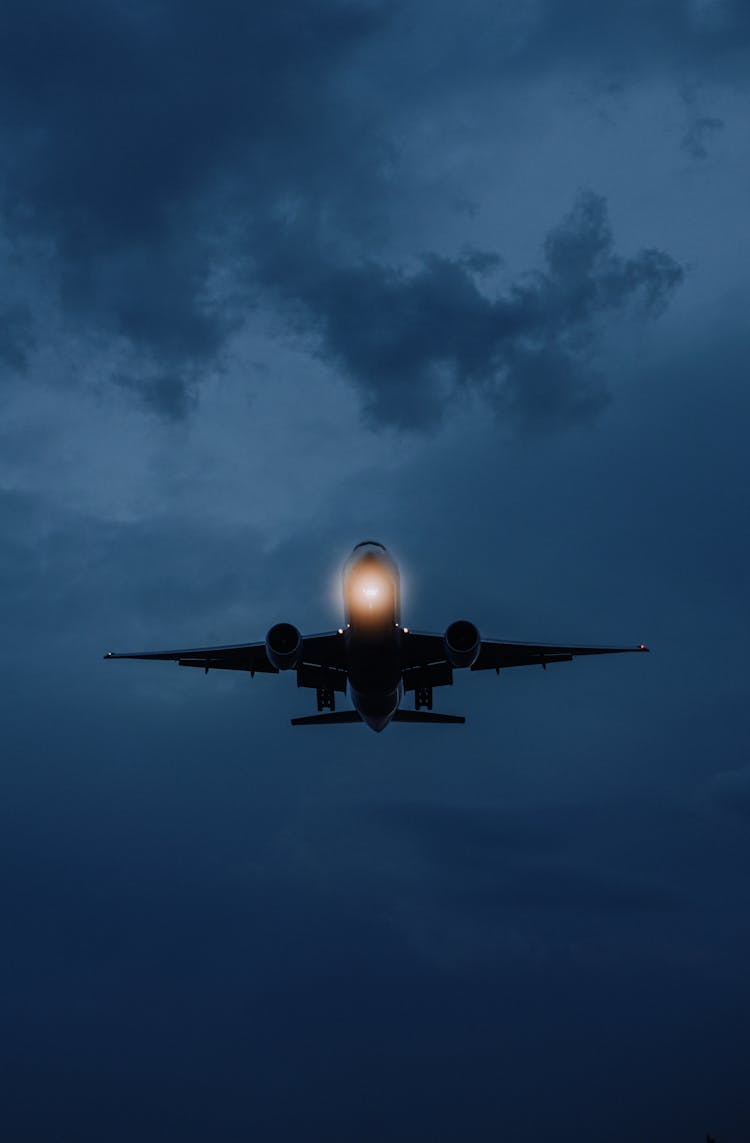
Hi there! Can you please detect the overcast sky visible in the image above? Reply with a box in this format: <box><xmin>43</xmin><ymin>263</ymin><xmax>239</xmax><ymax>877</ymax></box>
<box><xmin>1</xmin><ymin>2</ymin><xmax>749</xmax><ymax>1140</ymax></box>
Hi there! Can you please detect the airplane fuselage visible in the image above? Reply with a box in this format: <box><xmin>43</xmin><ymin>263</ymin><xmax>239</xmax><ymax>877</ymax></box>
<box><xmin>342</xmin><ymin>541</ymin><xmax>403</xmax><ymax>731</ymax></box>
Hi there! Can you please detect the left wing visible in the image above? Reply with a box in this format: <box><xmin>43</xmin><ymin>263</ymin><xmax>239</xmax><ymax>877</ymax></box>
<box><xmin>471</xmin><ymin>638</ymin><xmax>649</xmax><ymax>672</ymax></box>
<box><xmin>103</xmin><ymin>631</ymin><xmax>346</xmax><ymax>674</ymax></box>
<box><xmin>402</xmin><ymin>630</ymin><xmax>648</xmax><ymax>672</ymax></box>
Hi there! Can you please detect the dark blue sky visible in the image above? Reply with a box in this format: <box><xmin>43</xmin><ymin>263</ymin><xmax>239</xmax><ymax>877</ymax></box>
<box><xmin>1</xmin><ymin>2</ymin><xmax>749</xmax><ymax>1139</ymax></box>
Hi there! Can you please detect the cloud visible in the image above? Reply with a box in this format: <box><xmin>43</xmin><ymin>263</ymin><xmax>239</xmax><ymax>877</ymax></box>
<box><xmin>491</xmin><ymin>0</ymin><xmax>750</xmax><ymax>81</ymax></box>
<box><xmin>0</xmin><ymin>1</ymin><xmax>694</xmax><ymax>431</ymax></box>
<box><xmin>113</xmin><ymin>371</ymin><xmax>197</xmax><ymax>421</ymax></box>
<box><xmin>264</xmin><ymin>191</ymin><xmax>683</xmax><ymax>429</ymax></box>
<box><xmin>0</xmin><ymin>0</ymin><xmax>393</xmax><ymax>412</ymax></box>
<box><xmin>680</xmin><ymin>86</ymin><xmax>725</xmax><ymax>159</ymax></box>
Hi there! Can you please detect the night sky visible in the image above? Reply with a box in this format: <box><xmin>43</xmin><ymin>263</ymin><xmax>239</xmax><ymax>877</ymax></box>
<box><xmin>1</xmin><ymin>2</ymin><xmax>749</xmax><ymax>1139</ymax></box>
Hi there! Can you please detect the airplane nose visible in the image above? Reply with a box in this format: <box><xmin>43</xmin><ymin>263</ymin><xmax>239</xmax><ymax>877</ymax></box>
<box><xmin>351</xmin><ymin>539</ymin><xmax>387</xmax><ymax>554</ymax></box>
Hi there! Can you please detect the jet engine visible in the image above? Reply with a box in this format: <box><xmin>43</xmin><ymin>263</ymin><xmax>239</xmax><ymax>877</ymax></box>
<box><xmin>443</xmin><ymin>619</ymin><xmax>481</xmax><ymax>669</ymax></box>
<box><xmin>265</xmin><ymin>622</ymin><xmax>303</xmax><ymax>670</ymax></box>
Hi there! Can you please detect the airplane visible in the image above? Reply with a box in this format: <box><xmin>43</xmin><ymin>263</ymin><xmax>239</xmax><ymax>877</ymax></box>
<box><xmin>104</xmin><ymin>540</ymin><xmax>649</xmax><ymax>732</ymax></box>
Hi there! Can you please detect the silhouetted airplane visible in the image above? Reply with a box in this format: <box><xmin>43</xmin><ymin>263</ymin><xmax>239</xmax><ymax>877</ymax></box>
<box><xmin>104</xmin><ymin>540</ymin><xmax>649</xmax><ymax>731</ymax></box>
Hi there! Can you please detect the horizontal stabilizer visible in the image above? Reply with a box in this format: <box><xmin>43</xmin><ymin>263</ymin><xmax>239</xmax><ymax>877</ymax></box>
<box><xmin>290</xmin><ymin>710</ymin><xmax>363</xmax><ymax>726</ymax></box>
<box><xmin>392</xmin><ymin>710</ymin><xmax>465</xmax><ymax>724</ymax></box>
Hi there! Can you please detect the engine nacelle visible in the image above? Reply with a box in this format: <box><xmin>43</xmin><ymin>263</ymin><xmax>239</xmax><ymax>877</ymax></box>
<box><xmin>265</xmin><ymin>622</ymin><xmax>303</xmax><ymax>671</ymax></box>
<box><xmin>443</xmin><ymin>619</ymin><xmax>481</xmax><ymax>669</ymax></box>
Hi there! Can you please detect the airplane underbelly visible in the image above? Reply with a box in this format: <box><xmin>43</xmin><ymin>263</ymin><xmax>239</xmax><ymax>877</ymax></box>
<box><xmin>346</xmin><ymin>626</ymin><xmax>402</xmax><ymax>730</ymax></box>
<box><xmin>346</xmin><ymin>629</ymin><xmax>401</xmax><ymax>694</ymax></box>
<box><xmin>349</xmin><ymin>685</ymin><xmax>401</xmax><ymax>731</ymax></box>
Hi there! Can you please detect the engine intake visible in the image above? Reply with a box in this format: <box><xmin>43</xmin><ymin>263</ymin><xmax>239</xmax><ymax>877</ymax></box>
<box><xmin>265</xmin><ymin>622</ymin><xmax>303</xmax><ymax>671</ymax></box>
<box><xmin>444</xmin><ymin>619</ymin><xmax>480</xmax><ymax>669</ymax></box>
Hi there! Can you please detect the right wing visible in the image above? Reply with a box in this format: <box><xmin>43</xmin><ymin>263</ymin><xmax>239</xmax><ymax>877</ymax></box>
<box><xmin>104</xmin><ymin>640</ymin><xmax>276</xmax><ymax>674</ymax></box>
<box><xmin>103</xmin><ymin>631</ymin><xmax>347</xmax><ymax>675</ymax></box>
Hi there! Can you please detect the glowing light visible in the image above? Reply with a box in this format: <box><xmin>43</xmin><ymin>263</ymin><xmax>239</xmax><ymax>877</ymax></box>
<box><xmin>403</xmin><ymin>627</ymin><xmax>409</xmax><ymax>634</ymax></box>
<box><xmin>338</xmin><ymin>628</ymin><xmax>344</xmax><ymax>635</ymax></box>
<box><xmin>344</xmin><ymin>561</ymin><xmax>394</xmax><ymax>621</ymax></box>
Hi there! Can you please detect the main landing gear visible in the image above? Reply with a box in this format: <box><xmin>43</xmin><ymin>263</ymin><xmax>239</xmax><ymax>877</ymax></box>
<box><xmin>316</xmin><ymin>686</ymin><xmax>335</xmax><ymax>712</ymax></box>
<box><xmin>415</xmin><ymin>685</ymin><xmax>433</xmax><ymax>711</ymax></box>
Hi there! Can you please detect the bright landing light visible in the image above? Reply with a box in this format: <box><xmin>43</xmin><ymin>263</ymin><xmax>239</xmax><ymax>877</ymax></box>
<box><xmin>346</xmin><ymin>568</ymin><xmax>392</xmax><ymax>617</ymax></box>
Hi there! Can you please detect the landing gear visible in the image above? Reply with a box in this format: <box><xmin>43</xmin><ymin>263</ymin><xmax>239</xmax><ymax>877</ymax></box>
<box><xmin>415</xmin><ymin>685</ymin><xmax>433</xmax><ymax>711</ymax></box>
<box><xmin>317</xmin><ymin>686</ymin><xmax>335</xmax><ymax>712</ymax></box>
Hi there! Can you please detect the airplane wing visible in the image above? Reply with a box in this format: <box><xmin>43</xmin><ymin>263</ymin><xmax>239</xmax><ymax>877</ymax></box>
<box><xmin>103</xmin><ymin>631</ymin><xmax>346</xmax><ymax>674</ymax></box>
<box><xmin>470</xmin><ymin>638</ymin><xmax>648</xmax><ymax>671</ymax></box>
<box><xmin>402</xmin><ymin>631</ymin><xmax>648</xmax><ymax>671</ymax></box>
<box><xmin>104</xmin><ymin>640</ymin><xmax>277</xmax><ymax>673</ymax></box>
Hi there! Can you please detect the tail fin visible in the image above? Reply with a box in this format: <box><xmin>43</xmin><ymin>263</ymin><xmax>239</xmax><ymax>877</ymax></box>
<box><xmin>290</xmin><ymin>709</ymin><xmax>465</xmax><ymax>726</ymax></box>
<box><xmin>290</xmin><ymin>710</ymin><xmax>363</xmax><ymax>726</ymax></box>
<box><xmin>391</xmin><ymin>710</ymin><xmax>465</xmax><ymax>724</ymax></box>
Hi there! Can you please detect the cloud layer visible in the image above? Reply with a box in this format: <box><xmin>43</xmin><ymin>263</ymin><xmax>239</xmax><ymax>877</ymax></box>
<box><xmin>1</xmin><ymin>5</ymin><xmax>750</xmax><ymax>1140</ymax></box>
<box><xmin>264</xmin><ymin>191</ymin><xmax>683</xmax><ymax>428</ymax></box>
<box><xmin>0</xmin><ymin>0</ymin><xmax>694</xmax><ymax>426</ymax></box>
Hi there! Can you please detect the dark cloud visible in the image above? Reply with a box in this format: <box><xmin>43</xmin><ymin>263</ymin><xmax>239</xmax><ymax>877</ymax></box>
<box><xmin>1</xmin><ymin>2</ymin><xmax>750</xmax><ymax>1139</ymax></box>
<box><xmin>262</xmin><ymin>191</ymin><xmax>682</xmax><ymax>429</ymax></box>
<box><xmin>113</xmin><ymin>371</ymin><xmax>197</xmax><ymax>420</ymax></box>
<box><xmin>0</xmin><ymin>0</ymin><xmax>391</xmax><ymax>244</ymax></box>
<box><xmin>0</xmin><ymin>0</ymin><xmax>393</xmax><ymax>411</ymax></box>
<box><xmin>0</xmin><ymin>1</ymin><xmax>692</xmax><ymax>428</ymax></box>
<box><xmin>432</xmin><ymin>0</ymin><xmax>750</xmax><ymax>84</ymax></box>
